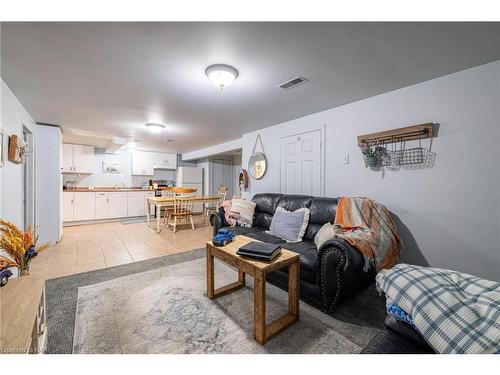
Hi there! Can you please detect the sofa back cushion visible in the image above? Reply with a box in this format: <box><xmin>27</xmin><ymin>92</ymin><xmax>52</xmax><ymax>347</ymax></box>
<box><xmin>252</xmin><ymin>193</ymin><xmax>283</xmax><ymax>230</ymax></box>
<box><xmin>304</xmin><ymin>197</ymin><xmax>339</xmax><ymax>241</ymax></box>
<box><xmin>277</xmin><ymin>195</ymin><xmax>313</xmax><ymax>212</ymax></box>
<box><xmin>250</xmin><ymin>193</ymin><xmax>338</xmax><ymax>236</ymax></box>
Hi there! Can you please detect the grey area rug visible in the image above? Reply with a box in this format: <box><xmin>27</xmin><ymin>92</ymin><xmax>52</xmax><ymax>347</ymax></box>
<box><xmin>46</xmin><ymin>248</ymin><xmax>386</xmax><ymax>354</ymax></box>
<box><xmin>74</xmin><ymin>258</ymin><xmax>361</xmax><ymax>354</ymax></box>
<box><xmin>45</xmin><ymin>249</ymin><xmax>206</xmax><ymax>354</ymax></box>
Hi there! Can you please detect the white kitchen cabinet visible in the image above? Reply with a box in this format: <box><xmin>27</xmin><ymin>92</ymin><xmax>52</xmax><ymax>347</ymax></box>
<box><xmin>62</xmin><ymin>143</ymin><xmax>94</xmax><ymax>173</ymax></box>
<box><xmin>132</xmin><ymin>151</ymin><xmax>154</xmax><ymax>176</ymax></box>
<box><xmin>61</xmin><ymin>144</ymin><xmax>74</xmax><ymax>173</ymax></box>
<box><xmin>95</xmin><ymin>192</ymin><xmax>109</xmax><ymax>219</ymax></box>
<box><xmin>153</xmin><ymin>152</ymin><xmax>177</xmax><ymax>170</ymax></box>
<box><xmin>73</xmin><ymin>145</ymin><xmax>94</xmax><ymax>173</ymax></box>
<box><xmin>127</xmin><ymin>191</ymin><xmax>146</xmax><ymax>217</ymax></box>
<box><xmin>73</xmin><ymin>192</ymin><xmax>96</xmax><ymax>221</ymax></box>
<box><xmin>108</xmin><ymin>192</ymin><xmax>128</xmax><ymax>218</ymax></box>
<box><xmin>62</xmin><ymin>192</ymin><xmax>75</xmax><ymax>221</ymax></box>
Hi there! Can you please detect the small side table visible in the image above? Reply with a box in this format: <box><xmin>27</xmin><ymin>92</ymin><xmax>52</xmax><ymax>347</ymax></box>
<box><xmin>206</xmin><ymin>235</ymin><xmax>300</xmax><ymax>345</ymax></box>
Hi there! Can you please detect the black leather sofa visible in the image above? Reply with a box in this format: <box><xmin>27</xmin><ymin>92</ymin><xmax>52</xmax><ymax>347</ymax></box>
<box><xmin>361</xmin><ymin>315</ymin><xmax>434</xmax><ymax>354</ymax></box>
<box><xmin>210</xmin><ymin>193</ymin><xmax>376</xmax><ymax>313</ymax></box>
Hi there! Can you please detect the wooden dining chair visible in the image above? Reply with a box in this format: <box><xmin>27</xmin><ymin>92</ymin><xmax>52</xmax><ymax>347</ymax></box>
<box><xmin>203</xmin><ymin>185</ymin><xmax>228</xmax><ymax>222</ymax></box>
<box><xmin>164</xmin><ymin>187</ymin><xmax>197</xmax><ymax>230</ymax></box>
<box><xmin>160</xmin><ymin>188</ymin><xmax>176</xmax><ymax>223</ymax></box>
<box><xmin>166</xmin><ymin>196</ymin><xmax>195</xmax><ymax>232</ymax></box>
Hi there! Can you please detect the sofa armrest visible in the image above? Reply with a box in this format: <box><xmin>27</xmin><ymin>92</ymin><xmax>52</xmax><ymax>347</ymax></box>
<box><xmin>317</xmin><ymin>238</ymin><xmax>366</xmax><ymax>273</ymax></box>
<box><xmin>316</xmin><ymin>239</ymin><xmax>374</xmax><ymax>313</ymax></box>
<box><xmin>209</xmin><ymin>212</ymin><xmax>222</xmax><ymax>236</ymax></box>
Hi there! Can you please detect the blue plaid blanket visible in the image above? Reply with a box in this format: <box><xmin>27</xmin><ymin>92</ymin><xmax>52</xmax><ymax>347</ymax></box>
<box><xmin>376</xmin><ymin>263</ymin><xmax>500</xmax><ymax>354</ymax></box>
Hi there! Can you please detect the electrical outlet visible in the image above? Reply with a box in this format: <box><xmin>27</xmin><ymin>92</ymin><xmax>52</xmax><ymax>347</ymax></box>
<box><xmin>343</xmin><ymin>154</ymin><xmax>350</xmax><ymax>164</ymax></box>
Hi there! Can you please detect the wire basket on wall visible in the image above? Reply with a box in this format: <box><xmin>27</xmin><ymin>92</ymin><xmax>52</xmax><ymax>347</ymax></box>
<box><xmin>359</xmin><ymin>123</ymin><xmax>436</xmax><ymax>171</ymax></box>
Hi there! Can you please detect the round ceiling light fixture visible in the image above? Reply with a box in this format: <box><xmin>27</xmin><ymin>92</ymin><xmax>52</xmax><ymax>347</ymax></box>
<box><xmin>124</xmin><ymin>139</ymin><xmax>137</xmax><ymax>150</ymax></box>
<box><xmin>205</xmin><ymin>64</ymin><xmax>239</xmax><ymax>90</ymax></box>
<box><xmin>145</xmin><ymin>123</ymin><xmax>165</xmax><ymax>133</ymax></box>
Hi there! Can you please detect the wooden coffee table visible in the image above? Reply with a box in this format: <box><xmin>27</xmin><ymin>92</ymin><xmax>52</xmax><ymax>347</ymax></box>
<box><xmin>206</xmin><ymin>235</ymin><xmax>300</xmax><ymax>345</ymax></box>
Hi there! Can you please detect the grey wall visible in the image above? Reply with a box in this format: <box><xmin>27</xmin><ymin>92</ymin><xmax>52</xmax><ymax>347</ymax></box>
<box><xmin>0</xmin><ymin>78</ymin><xmax>36</xmax><ymax>228</ymax></box>
<box><xmin>242</xmin><ymin>61</ymin><xmax>500</xmax><ymax>281</ymax></box>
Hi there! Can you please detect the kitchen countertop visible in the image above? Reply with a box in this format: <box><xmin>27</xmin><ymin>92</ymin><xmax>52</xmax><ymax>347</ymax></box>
<box><xmin>63</xmin><ymin>187</ymin><xmax>166</xmax><ymax>192</ymax></box>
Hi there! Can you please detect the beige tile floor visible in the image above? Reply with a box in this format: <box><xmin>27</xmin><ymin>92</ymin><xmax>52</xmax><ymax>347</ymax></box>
<box><xmin>30</xmin><ymin>215</ymin><xmax>213</xmax><ymax>279</ymax></box>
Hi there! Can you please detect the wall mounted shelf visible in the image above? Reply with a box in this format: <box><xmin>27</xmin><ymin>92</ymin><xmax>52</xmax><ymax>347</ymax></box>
<box><xmin>357</xmin><ymin>123</ymin><xmax>433</xmax><ymax>147</ymax></box>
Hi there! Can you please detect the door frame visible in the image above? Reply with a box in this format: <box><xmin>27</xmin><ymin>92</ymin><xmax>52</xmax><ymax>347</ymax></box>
<box><xmin>279</xmin><ymin>127</ymin><xmax>325</xmax><ymax>197</ymax></box>
<box><xmin>23</xmin><ymin>125</ymin><xmax>36</xmax><ymax>230</ymax></box>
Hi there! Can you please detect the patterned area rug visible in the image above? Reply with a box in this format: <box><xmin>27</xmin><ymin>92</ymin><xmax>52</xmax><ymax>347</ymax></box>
<box><xmin>72</xmin><ymin>258</ymin><xmax>362</xmax><ymax>354</ymax></box>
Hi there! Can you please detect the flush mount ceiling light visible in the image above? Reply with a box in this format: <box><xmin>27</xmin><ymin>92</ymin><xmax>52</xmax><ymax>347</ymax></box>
<box><xmin>124</xmin><ymin>139</ymin><xmax>137</xmax><ymax>150</ymax></box>
<box><xmin>145</xmin><ymin>123</ymin><xmax>165</xmax><ymax>133</ymax></box>
<box><xmin>205</xmin><ymin>64</ymin><xmax>239</xmax><ymax>90</ymax></box>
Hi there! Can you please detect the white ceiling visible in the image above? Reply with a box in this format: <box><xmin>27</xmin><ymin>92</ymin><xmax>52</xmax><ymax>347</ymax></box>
<box><xmin>2</xmin><ymin>22</ymin><xmax>500</xmax><ymax>153</ymax></box>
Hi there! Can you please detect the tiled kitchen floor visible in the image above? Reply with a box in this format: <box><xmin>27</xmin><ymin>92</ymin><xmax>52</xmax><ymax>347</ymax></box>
<box><xmin>30</xmin><ymin>215</ymin><xmax>213</xmax><ymax>279</ymax></box>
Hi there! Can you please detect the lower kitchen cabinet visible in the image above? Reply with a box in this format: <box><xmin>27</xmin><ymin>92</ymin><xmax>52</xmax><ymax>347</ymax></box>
<box><xmin>62</xmin><ymin>190</ymin><xmax>155</xmax><ymax>222</ymax></box>
<box><xmin>73</xmin><ymin>192</ymin><xmax>96</xmax><ymax>221</ymax></box>
<box><xmin>127</xmin><ymin>191</ymin><xmax>146</xmax><ymax>217</ymax></box>
<box><xmin>62</xmin><ymin>192</ymin><xmax>75</xmax><ymax>222</ymax></box>
<box><xmin>63</xmin><ymin>190</ymin><xmax>152</xmax><ymax>224</ymax></box>
<box><xmin>95</xmin><ymin>192</ymin><xmax>109</xmax><ymax>219</ymax></box>
<box><xmin>108</xmin><ymin>192</ymin><xmax>128</xmax><ymax>218</ymax></box>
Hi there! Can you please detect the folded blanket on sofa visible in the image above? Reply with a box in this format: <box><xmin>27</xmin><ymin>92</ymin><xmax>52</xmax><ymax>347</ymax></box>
<box><xmin>376</xmin><ymin>263</ymin><xmax>500</xmax><ymax>354</ymax></box>
<box><xmin>333</xmin><ymin>196</ymin><xmax>400</xmax><ymax>271</ymax></box>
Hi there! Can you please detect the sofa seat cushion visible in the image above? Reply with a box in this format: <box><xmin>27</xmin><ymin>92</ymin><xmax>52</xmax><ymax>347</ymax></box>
<box><xmin>229</xmin><ymin>226</ymin><xmax>265</xmax><ymax>236</ymax></box>
<box><xmin>281</xmin><ymin>240</ymin><xmax>318</xmax><ymax>284</ymax></box>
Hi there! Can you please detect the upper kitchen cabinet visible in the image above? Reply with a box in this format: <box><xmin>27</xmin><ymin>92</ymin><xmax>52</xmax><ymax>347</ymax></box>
<box><xmin>62</xmin><ymin>143</ymin><xmax>94</xmax><ymax>173</ymax></box>
<box><xmin>153</xmin><ymin>152</ymin><xmax>177</xmax><ymax>170</ymax></box>
<box><xmin>131</xmin><ymin>150</ymin><xmax>154</xmax><ymax>175</ymax></box>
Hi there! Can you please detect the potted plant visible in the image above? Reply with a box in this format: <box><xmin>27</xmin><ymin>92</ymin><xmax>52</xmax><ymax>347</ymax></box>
<box><xmin>0</xmin><ymin>220</ymin><xmax>49</xmax><ymax>277</ymax></box>
<box><xmin>362</xmin><ymin>145</ymin><xmax>386</xmax><ymax>168</ymax></box>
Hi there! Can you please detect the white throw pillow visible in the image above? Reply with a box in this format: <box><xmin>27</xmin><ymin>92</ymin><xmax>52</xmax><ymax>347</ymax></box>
<box><xmin>314</xmin><ymin>222</ymin><xmax>341</xmax><ymax>249</ymax></box>
<box><xmin>268</xmin><ymin>207</ymin><xmax>310</xmax><ymax>243</ymax></box>
<box><xmin>231</xmin><ymin>198</ymin><xmax>256</xmax><ymax>227</ymax></box>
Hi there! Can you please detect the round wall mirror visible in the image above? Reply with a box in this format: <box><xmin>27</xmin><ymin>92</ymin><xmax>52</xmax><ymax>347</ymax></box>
<box><xmin>248</xmin><ymin>152</ymin><xmax>267</xmax><ymax>179</ymax></box>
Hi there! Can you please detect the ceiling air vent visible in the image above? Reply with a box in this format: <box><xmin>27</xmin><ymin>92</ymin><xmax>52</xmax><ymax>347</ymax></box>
<box><xmin>278</xmin><ymin>76</ymin><xmax>308</xmax><ymax>90</ymax></box>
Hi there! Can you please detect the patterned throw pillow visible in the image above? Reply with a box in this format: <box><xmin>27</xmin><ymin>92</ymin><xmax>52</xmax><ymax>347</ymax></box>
<box><xmin>231</xmin><ymin>198</ymin><xmax>256</xmax><ymax>227</ymax></box>
<box><xmin>268</xmin><ymin>207</ymin><xmax>310</xmax><ymax>243</ymax></box>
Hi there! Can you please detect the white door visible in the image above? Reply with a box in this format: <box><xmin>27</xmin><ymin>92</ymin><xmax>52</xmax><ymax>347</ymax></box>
<box><xmin>62</xmin><ymin>192</ymin><xmax>74</xmax><ymax>221</ymax></box>
<box><xmin>73</xmin><ymin>192</ymin><xmax>96</xmax><ymax>221</ymax></box>
<box><xmin>280</xmin><ymin>130</ymin><xmax>322</xmax><ymax>196</ymax></box>
<box><xmin>62</xmin><ymin>143</ymin><xmax>74</xmax><ymax>173</ymax></box>
<box><xmin>95</xmin><ymin>192</ymin><xmax>109</xmax><ymax>219</ymax></box>
<box><xmin>108</xmin><ymin>192</ymin><xmax>128</xmax><ymax>218</ymax></box>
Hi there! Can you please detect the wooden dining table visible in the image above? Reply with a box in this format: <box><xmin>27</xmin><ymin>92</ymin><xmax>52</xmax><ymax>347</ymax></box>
<box><xmin>146</xmin><ymin>195</ymin><xmax>220</xmax><ymax>233</ymax></box>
